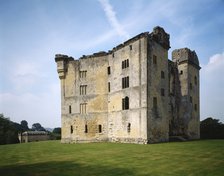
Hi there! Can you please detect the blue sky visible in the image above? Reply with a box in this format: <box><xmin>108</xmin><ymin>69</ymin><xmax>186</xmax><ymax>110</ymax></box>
<box><xmin>0</xmin><ymin>0</ymin><xmax>223</xmax><ymax>128</ymax></box>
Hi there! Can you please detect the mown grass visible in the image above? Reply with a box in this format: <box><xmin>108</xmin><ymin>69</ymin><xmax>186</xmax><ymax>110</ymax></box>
<box><xmin>0</xmin><ymin>140</ymin><xmax>223</xmax><ymax>176</ymax></box>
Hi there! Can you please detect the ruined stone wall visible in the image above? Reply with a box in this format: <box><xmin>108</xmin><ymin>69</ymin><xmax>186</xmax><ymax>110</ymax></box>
<box><xmin>108</xmin><ymin>36</ymin><xmax>148</xmax><ymax>144</ymax></box>
<box><xmin>60</xmin><ymin>55</ymin><xmax>109</xmax><ymax>143</ymax></box>
<box><xmin>55</xmin><ymin>27</ymin><xmax>200</xmax><ymax>144</ymax></box>
<box><xmin>170</xmin><ymin>48</ymin><xmax>200</xmax><ymax>139</ymax></box>
<box><xmin>147</xmin><ymin>40</ymin><xmax>169</xmax><ymax>143</ymax></box>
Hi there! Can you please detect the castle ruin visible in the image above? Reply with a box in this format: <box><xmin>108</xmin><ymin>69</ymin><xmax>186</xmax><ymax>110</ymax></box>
<box><xmin>55</xmin><ymin>26</ymin><xmax>201</xmax><ymax>144</ymax></box>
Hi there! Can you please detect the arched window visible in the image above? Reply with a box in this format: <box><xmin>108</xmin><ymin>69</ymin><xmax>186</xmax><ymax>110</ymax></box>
<box><xmin>125</xmin><ymin>96</ymin><xmax>129</xmax><ymax>109</ymax></box>
<box><xmin>122</xmin><ymin>96</ymin><xmax>129</xmax><ymax>110</ymax></box>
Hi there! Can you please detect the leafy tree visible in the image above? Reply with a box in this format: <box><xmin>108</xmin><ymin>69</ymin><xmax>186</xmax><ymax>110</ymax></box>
<box><xmin>53</xmin><ymin>127</ymin><xmax>61</xmax><ymax>134</ymax></box>
<box><xmin>32</xmin><ymin>123</ymin><xmax>45</xmax><ymax>131</ymax></box>
<box><xmin>50</xmin><ymin>127</ymin><xmax>61</xmax><ymax>140</ymax></box>
<box><xmin>21</xmin><ymin>120</ymin><xmax>29</xmax><ymax>131</ymax></box>
<box><xmin>200</xmin><ymin>117</ymin><xmax>224</xmax><ymax>139</ymax></box>
<box><xmin>0</xmin><ymin>114</ymin><xmax>19</xmax><ymax>145</ymax></box>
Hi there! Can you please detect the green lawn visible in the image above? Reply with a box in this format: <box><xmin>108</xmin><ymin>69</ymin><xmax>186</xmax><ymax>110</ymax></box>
<box><xmin>0</xmin><ymin>140</ymin><xmax>223</xmax><ymax>176</ymax></box>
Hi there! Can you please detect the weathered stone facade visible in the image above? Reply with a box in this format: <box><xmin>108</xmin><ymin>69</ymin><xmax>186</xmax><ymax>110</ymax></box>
<box><xmin>55</xmin><ymin>26</ymin><xmax>201</xmax><ymax>144</ymax></box>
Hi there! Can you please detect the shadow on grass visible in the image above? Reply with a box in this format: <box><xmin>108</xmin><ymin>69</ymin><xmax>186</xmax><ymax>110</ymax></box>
<box><xmin>0</xmin><ymin>161</ymin><xmax>135</xmax><ymax>176</ymax></box>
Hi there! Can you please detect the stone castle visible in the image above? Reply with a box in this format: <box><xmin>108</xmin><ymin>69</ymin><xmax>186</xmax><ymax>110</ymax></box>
<box><xmin>55</xmin><ymin>26</ymin><xmax>201</xmax><ymax>144</ymax></box>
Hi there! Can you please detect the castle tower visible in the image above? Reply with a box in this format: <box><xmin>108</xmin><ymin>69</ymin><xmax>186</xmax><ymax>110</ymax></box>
<box><xmin>55</xmin><ymin>54</ymin><xmax>76</xmax><ymax>143</ymax></box>
<box><xmin>172</xmin><ymin>48</ymin><xmax>201</xmax><ymax>139</ymax></box>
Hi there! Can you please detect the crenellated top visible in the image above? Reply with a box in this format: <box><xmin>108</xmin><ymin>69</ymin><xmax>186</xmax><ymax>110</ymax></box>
<box><xmin>150</xmin><ymin>26</ymin><xmax>170</xmax><ymax>50</ymax></box>
<box><xmin>172</xmin><ymin>48</ymin><xmax>201</xmax><ymax>69</ymax></box>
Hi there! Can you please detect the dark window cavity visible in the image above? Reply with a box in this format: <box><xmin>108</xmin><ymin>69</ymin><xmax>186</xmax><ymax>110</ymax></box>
<box><xmin>70</xmin><ymin>125</ymin><xmax>73</xmax><ymax>134</ymax></box>
<box><xmin>85</xmin><ymin>125</ymin><xmax>88</xmax><ymax>133</ymax></box>
<box><xmin>122</xmin><ymin>59</ymin><xmax>129</xmax><ymax>69</ymax></box>
<box><xmin>108</xmin><ymin>66</ymin><xmax>111</xmax><ymax>75</ymax></box>
<box><xmin>69</xmin><ymin>105</ymin><xmax>72</xmax><ymax>114</ymax></box>
<box><xmin>108</xmin><ymin>82</ymin><xmax>110</xmax><ymax>92</ymax></box>
<box><xmin>80</xmin><ymin>71</ymin><xmax>87</xmax><ymax>78</ymax></box>
<box><xmin>194</xmin><ymin>104</ymin><xmax>197</xmax><ymax>111</ymax></box>
<box><xmin>122</xmin><ymin>96</ymin><xmax>129</xmax><ymax>110</ymax></box>
<box><xmin>127</xmin><ymin>123</ymin><xmax>131</xmax><ymax>133</ymax></box>
<box><xmin>194</xmin><ymin>76</ymin><xmax>197</xmax><ymax>85</ymax></box>
<box><xmin>153</xmin><ymin>97</ymin><xmax>157</xmax><ymax>108</ymax></box>
<box><xmin>122</xmin><ymin>76</ymin><xmax>129</xmax><ymax>89</ymax></box>
<box><xmin>98</xmin><ymin>125</ymin><xmax>102</xmax><ymax>133</ymax></box>
<box><xmin>80</xmin><ymin>103</ymin><xmax>87</xmax><ymax>114</ymax></box>
<box><xmin>80</xmin><ymin>85</ymin><xmax>87</xmax><ymax>95</ymax></box>
<box><xmin>153</xmin><ymin>55</ymin><xmax>157</xmax><ymax>64</ymax></box>
<box><xmin>161</xmin><ymin>88</ymin><xmax>165</xmax><ymax>96</ymax></box>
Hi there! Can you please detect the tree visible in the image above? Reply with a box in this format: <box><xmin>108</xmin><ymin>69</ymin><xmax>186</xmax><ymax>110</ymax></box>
<box><xmin>53</xmin><ymin>127</ymin><xmax>61</xmax><ymax>134</ymax></box>
<box><xmin>200</xmin><ymin>117</ymin><xmax>224</xmax><ymax>139</ymax></box>
<box><xmin>32</xmin><ymin>123</ymin><xmax>46</xmax><ymax>131</ymax></box>
<box><xmin>21</xmin><ymin>120</ymin><xmax>29</xmax><ymax>131</ymax></box>
<box><xmin>0</xmin><ymin>114</ymin><xmax>19</xmax><ymax>145</ymax></box>
<box><xmin>51</xmin><ymin>127</ymin><xmax>61</xmax><ymax>140</ymax></box>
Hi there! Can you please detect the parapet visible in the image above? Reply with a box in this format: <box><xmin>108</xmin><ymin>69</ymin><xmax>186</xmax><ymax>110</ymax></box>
<box><xmin>150</xmin><ymin>26</ymin><xmax>170</xmax><ymax>50</ymax></box>
<box><xmin>55</xmin><ymin>54</ymin><xmax>74</xmax><ymax>62</ymax></box>
<box><xmin>172</xmin><ymin>48</ymin><xmax>200</xmax><ymax>69</ymax></box>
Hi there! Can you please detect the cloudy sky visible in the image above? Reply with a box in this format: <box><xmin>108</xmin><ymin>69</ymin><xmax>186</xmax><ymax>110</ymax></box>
<box><xmin>0</xmin><ymin>0</ymin><xmax>223</xmax><ymax>128</ymax></box>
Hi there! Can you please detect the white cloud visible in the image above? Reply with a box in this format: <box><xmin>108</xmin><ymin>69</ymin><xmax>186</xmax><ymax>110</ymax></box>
<box><xmin>0</xmin><ymin>83</ymin><xmax>61</xmax><ymax>128</ymax></box>
<box><xmin>9</xmin><ymin>61</ymin><xmax>42</xmax><ymax>91</ymax></box>
<box><xmin>200</xmin><ymin>52</ymin><xmax>224</xmax><ymax>122</ymax></box>
<box><xmin>98</xmin><ymin>0</ymin><xmax>129</xmax><ymax>40</ymax></box>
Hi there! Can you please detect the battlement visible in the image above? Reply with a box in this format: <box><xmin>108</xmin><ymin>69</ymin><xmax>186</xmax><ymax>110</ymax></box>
<box><xmin>172</xmin><ymin>48</ymin><xmax>201</xmax><ymax>69</ymax></box>
<box><xmin>150</xmin><ymin>26</ymin><xmax>170</xmax><ymax>50</ymax></box>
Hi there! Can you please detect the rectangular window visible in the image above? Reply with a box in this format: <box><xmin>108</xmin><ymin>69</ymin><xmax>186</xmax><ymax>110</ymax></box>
<box><xmin>122</xmin><ymin>76</ymin><xmax>129</xmax><ymax>89</ymax></box>
<box><xmin>98</xmin><ymin>125</ymin><xmax>102</xmax><ymax>133</ymax></box>
<box><xmin>194</xmin><ymin>76</ymin><xmax>197</xmax><ymax>85</ymax></box>
<box><xmin>107</xmin><ymin>66</ymin><xmax>111</xmax><ymax>75</ymax></box>
<box><xmin>69</xmin><ymin>105</ymin><xmax>72</xmax><ymax>114</ymax></box>
<box><xmin>70</xmin><ymin>125</ymin><xmax>73</xmax><ymax>134</ymax></box>
<box><xmin>161</xmin><ymin>88</ymin><xmax>165</xmax><ymax>96</ymax></box>
<box><xmin>127</xmin><ymin>76</ymin><xmax>129</xmax><ymax>88</ymax></box>
<box><xmin>108</xmin><ymin>82</ymin><xmax>110</xmax><ymax>92</ymax></box>
<box><xmin>153</xmin><ymin>97</ymin><xmax>157</xmax><ymax>108</ymax></box>
<box><xmin>122</xmin><ymin>96</ymin><xmax>129</xmax><ymax>110</ymax></box>
<box><xmin>122</xmin><ymin>98</ymin><xmax>125</xmax><ymax>110</ymax></box>
<box><xmin>112</xmin><ymin>53</ymin><xmax>114</xmax><ymax>58</ymax></box>
<box><xmin>80</xmin><ymin>103</ymin><xmax>87</xmax><ymax>114</ymax></box>
<box><xmin>122</xmin><ymin>59</ymin><xmax>129</xmax><ymax>69</ymax></box>
<box><xmin>153</xmin><ymin>55</ymin><xmax>157</xmax><ymax>64</ymax></box>
<box><xmin>190</xmin><ymin>96</ymin><xmax>192</xmax><ymax>103</ymax></box>
<box><xmin>80</xmin><ymin>85</ymin><xmax>87</xmax><ymax>95</ymax></box>
<box><xmin>180</xmin><ymin>70</ymin><xmax>183</xmax><ymax>75</ymax></box>
<box><xmin>127</xmin><ymin>123</ymin><xmax>131</xmax><ymax>133</ymax></box>
<box><xmin>85</xmin><ymin>125</ymin><xmax>88</xmax><ymax>133</ymax></box>
<box><xmin>194</xmin><ymin>104</ymin><xmax>197</xmax><ymax>111</ymax></box>
<box><xmin>129</xmin><ymin>45</ymin><xmax>132</xmax><ymax>50</ymax></box>
<box><xmin>80</xmin><ymin>71</ymin><xmax>87</xmax><ymax>78</ymax></box>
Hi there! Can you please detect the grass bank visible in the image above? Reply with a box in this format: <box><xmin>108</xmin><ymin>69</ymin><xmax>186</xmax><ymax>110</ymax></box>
<box><xmin>0</xmin><ymin>140</ymin><xmax>223</xmax><ymax>176</ymax></box>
